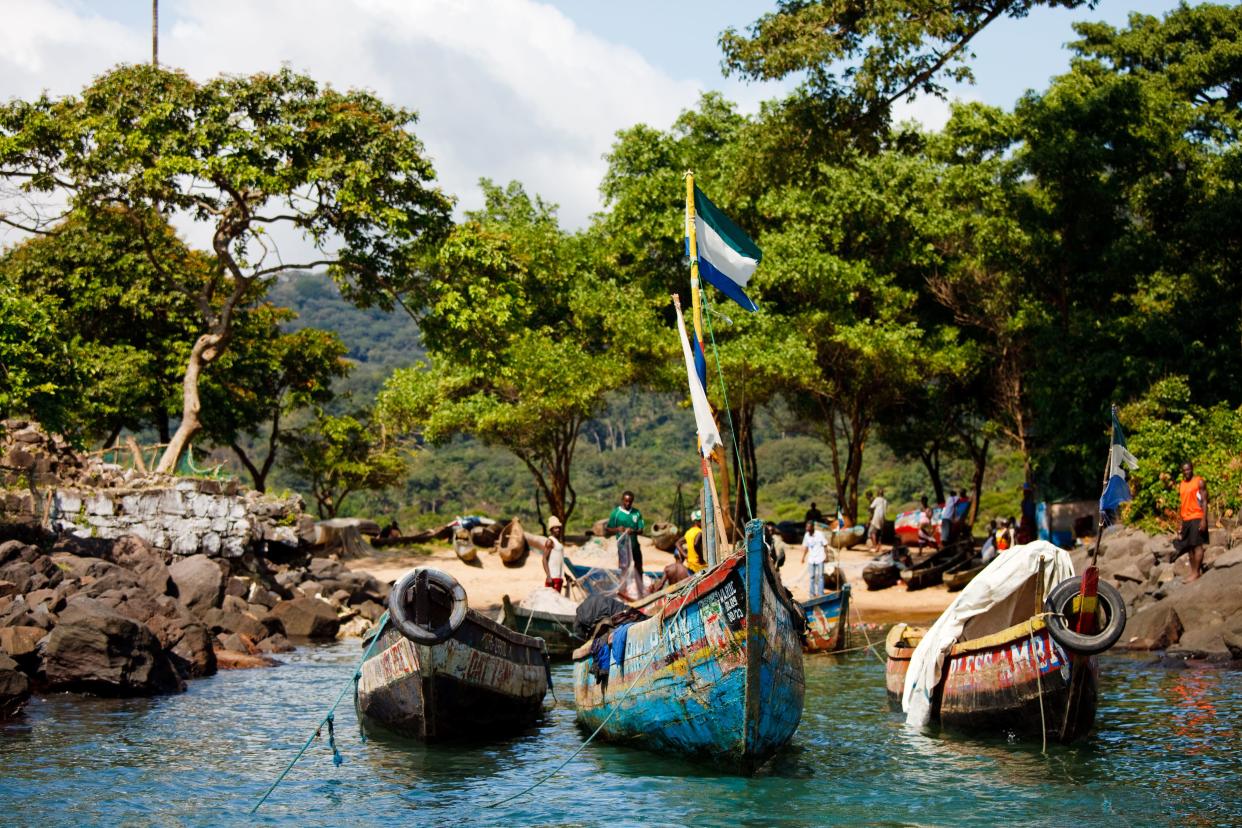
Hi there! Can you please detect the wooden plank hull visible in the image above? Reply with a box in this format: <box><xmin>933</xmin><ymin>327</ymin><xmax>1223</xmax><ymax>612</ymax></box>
<box><xmin>939</xmin><ymin>621</ymin><xmax>1098</xmax><ymax>742</ymax></box>
<box><xmin>499</xmin><ymin>595</ymin><xmax>583</xmax><ymax>660</ymax></box>
<box><xmin>801</xmin><ymin>585</ymin><xmax>850</xmax><ymax>653</ymax></box>
<box><xmin>572</xmin><ymin>524</ymin><xmax>805</xmax><ymax>773</ymax></box>
<box><xmin>884</xmin><ymin>624</ymin><xmax>924</xmax><ymax>709</ymax></box>
<box><xmin>355</xmin><ymin>609</ymin><xmax>548</xmax><ymax>741</ymax></box>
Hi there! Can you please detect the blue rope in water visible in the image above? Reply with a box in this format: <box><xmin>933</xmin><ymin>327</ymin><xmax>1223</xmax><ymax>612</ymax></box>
<box><xmin>700</xmin><ymin>289</ymin><xmax>755</xmax><ymax>522</ymax></box>
<box><xmin>249</xmin><ymin>612</ymin><xmax>389</xmax><ymax>815</ymax></box>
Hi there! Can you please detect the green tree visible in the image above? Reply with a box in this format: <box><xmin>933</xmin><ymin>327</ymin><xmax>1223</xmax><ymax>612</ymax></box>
<box><xmin>379</xmin><ymin>181</ymin><xmax>660</xmax><ymax>527</ymax></box>
<box><xmin>199</xmin><ymin>304</ymin><xmax>349</xmax><ymax>492</ymax></box>
<box><xmin>281</xmin><ymin>411</ymin><xmax>404</xmax><ymax>519</ymax></box>
<box><xmin>0</xmin><ymin>64</ymin><xmax>452</xmax><ymax>473</ymax></box>
<box><xmin>0</xmin><ymin>282</ymin><xmax>69</xmax><ymax>428</ymax></box>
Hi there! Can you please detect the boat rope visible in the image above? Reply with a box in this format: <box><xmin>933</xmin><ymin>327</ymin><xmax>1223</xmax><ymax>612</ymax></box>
<box><xmin>485</xmin><ymin>657</ymin><xmax>657</xmax><ymax>809</ymax></box>
<box><xmin>849</xmin><ymin>603</ymin><xmax>889</xmax><ymax>666</ymax></box>
<box><xmin>1032</xmin><ymin>559</ymin><xmax>1048</xmax><ymax>754</ymax></box>
<box><xmin>249</xmin><ymin>613</ymin><xmax>390</xmax><ymax>815</ymax></box>
<box><xmin>700</xmin><ymin>288</ymin><xmax>754</xmax><ymax>523</ymax></box>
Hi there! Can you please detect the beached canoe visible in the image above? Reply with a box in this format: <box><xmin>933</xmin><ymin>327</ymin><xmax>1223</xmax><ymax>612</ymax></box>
<box><xmin>944</xmin><ymin>557</ymin><xmax>986</xmax><ymax>592</ymax></box>
<box><xmin>496</xmin><ymin>518</ymin><xmax>528</xmax><ymax>564</ymax></box>
<box><xmin>572</xmin><ymin>519</ymin><xmax>805</xmax><ymax>773</ymax></box>
<box><xmin>801</xmin><ymin>584</ymin><xmax>851</xmax><ymax>654</ymax></box>
<box><xmin>499</xmin><ymin>591</ymin><xmax>583</xmax><ymax>660</ymax></box>
<box><xmin>899</xmin><ymin>544</ymin><xmax>970</xmax><ymax>591</ymax></box>
<box><xmin>862</xmin><ymin>550</ymin><xmax>902</xmax><ymax>590</ymax></box>
<box><xmin>650</xmin><ymin>522</ymin><xmax>680</xmax><ymax>551</ymax></box>
<box><xmin>884</xmin><ymin>623</ymin><xmax>925</xmax><ymax>708</ymax></box>
<box><xmin>898</xmin><ymin>542</ymin><xmax>1126</xmax><ymax>743</ymax></box>
<box><xmin>356</xmin><ymin>568</ymin><xmax>549</xmax><ymax>740</ymax></box>
<box><xmin>830</xmin><ymin>525</ymin><xmax>866</xmax><ymax>549</ymax></box>
<box><xmin>452</xmin><ymin>528</ymin><xmax>476</xmax><ymax>563</ymax></box>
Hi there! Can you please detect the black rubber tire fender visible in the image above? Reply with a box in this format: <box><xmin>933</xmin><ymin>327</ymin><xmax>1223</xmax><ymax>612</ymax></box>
<box><xmin>1043</xmin><ymin>576</ymin><xmax>1126</xmax><ymax>656</ymax></box>
<box><xmin>389</xmin><ymin>567</ymin><xmax>468</xmax><ymax>645</ymax></box>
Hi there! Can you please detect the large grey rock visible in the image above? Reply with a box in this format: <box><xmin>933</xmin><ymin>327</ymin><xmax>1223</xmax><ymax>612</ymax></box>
<box><xmin>0</xmin><ymin>653</ymin><xmax>30</xmax><ymax>719</ymax></box>
<box><xmin>0</xmin><ymin>626</ymin><xmax>44</xmax><ymax>660</ymax></box>
<box><xmin>268</xmin><ymin>597</ymin><xmax>339</xmax><ymax>639</ymax></box>
<box><xmin>198</xmin><ymin>608</ymin><xmax>270</xmax><ymax>641</ymax></box>
<box><xmin>42</xmin><ymin>597</ymin><xmax>185</xmax><ymax>696</ymax></box>
<box><xmin>110</xmin><ymin>535</ymin><xmax>173</xmax><ymax>596</ymax></box>
<box><xmin>169</xmin><ymin>555</ymin><xmax>224</xmax><ymax>614</ymax></box>
<box><xmin>1210</xmin><ymin>547</ymin><xmax>1242</xmax><ymax>570</ymax></box>
<box><xmin>1121</xmin><ymin>603</ymin><xmax>1183</xmax><ymax>650</ymax></box>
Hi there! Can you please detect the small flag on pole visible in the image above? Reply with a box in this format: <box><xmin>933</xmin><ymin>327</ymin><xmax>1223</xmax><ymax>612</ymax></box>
<box><xmin>689</xmin><ymin>186</ymin><xmax>761</xmax><ymax>312</ymax></box>
<box><xmin>1100</xmin><ymin>409</ymin><xmax>1137</xmax><ymax>512</ymax></box>
<box><xmin>675</xmin><ymin>302</ymin><xmax>722</xmax><ymax>457</ymax></box>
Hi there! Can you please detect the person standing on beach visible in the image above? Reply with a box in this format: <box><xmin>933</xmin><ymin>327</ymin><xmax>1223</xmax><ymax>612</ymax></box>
<box><xmin>1174</xmin><ymin>462</ymin><xmax>1209</xmax><ymax>581</ymax></box>
<box><xmin>1018</xmin><ymin>483</ymin><xmax>1037</xmax><ymax>544</ymax></box>
<box><xmin>801</xmin><ymin>522</ymin><xmax>827</xmax><ymax>598</ymax></box>
<box><xmin>606</xmin><ymin>490</ymin><xmax>645</xmax><ymax>576</ymax></box>
<box><xmin>941</xmin><ymin>490</ymin><xmax>958</xmax><ymax>545</ymax></box>
<box><xmin>868</xmin><ymin>488</ymin><xmax>888</xmax><ymax>550</ymax></box>
<box><xmin>542</xmin><ymin>516</ymin><xmax>565</xmax><ymax>593</ymax></box>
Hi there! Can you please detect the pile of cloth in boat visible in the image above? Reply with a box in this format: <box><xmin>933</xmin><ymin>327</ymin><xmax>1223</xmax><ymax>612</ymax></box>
<box><xmin>574</xmin><ymin>594</ymin><xmax>646</xmax><ymax>691</ymax></box>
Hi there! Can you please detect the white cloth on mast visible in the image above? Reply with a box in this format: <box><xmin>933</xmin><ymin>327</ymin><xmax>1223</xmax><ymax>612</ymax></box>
<box><xmin>674</xmin><ymin>302</ymin><xmax>722</xmax><ymax>458</ymax></box>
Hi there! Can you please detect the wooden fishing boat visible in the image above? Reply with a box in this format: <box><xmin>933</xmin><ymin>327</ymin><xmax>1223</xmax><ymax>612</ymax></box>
<box><xmin>801</xmin><ymin>584</ymin><xmax>851</xmax><ymax>653</ymax></box>
<box><xmin>496</xmin><ymin>518</ymin><xmax>528</xmax><ymax>564</ymax></box>
<box><xmin>650</xmin><ymin>522</ymin><xmax>680</xmax><ymax>552</ymax></box>
<box><xmin>862</xmin><ymin>549</ymin><xmax>903</xmax><ymax>590</ymax></box>
<box><xmin>897</xmin><ymin>542</ymin><xmax>1126</xmax><ymax>743</ymax></box>
<box><xmin>499</xmin><ymin>593</ymin><xmax>583</xmax><ymax>660</ymax></box>
<box><xmin>452</xmin><ymin>528</ymin><xmax>476</xmax><ymax>562</ymax></box>
<box><xmin>900</xmin><ymin>544</ymin><xmax>969</xmax><ymax>591</ymax></box>
<box><xmin>572</xmin><ymin>519</ymin><xmax>805</xmax><ymax>773</ymax></box>
<box><xmin>356</xmin><ymin>568</ymin><xmax>549</xmax><ymax>740</ymax></box>
<box><xmin>830</xmin><ymin>525</ymin><xmax>865</xmax><ymax>549</ymax></box>
<box><xmin>943</xmin><ymin>557</ymin><xmax>986</xmax><ymax>592</ymax></box>
<box><xmin>884</xmin><ymin>623</ymin><xmax>925</xmax><ymax>708</ymax></box>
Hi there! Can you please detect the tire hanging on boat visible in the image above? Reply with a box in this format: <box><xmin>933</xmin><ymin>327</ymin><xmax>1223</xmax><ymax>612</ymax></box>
<box><xmin>1043</xmin><ymin>576</ymin><xmax>1126</xmax><ymax>655</ymax></box>
<box><xmin>389</xmin><ymin>568</ymin><xmax>469</xmax><ymax>645</ymax></box>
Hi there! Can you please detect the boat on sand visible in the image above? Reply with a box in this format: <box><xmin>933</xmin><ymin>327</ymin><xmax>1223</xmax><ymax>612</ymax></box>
<box><xmin>498</xmin><ymin>588</ymin><xmax>583</xmax><ymax>660</ymax></box>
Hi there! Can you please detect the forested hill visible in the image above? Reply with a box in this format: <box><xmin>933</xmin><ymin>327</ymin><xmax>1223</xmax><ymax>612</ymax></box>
<box><xmin>268</xmin><ymin>271</ymin><xmax>425</xmax><ymax>402</ymax></box>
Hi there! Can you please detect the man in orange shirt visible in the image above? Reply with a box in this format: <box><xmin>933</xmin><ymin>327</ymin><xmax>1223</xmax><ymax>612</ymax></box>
<box><xmin>1173</xmin><ymin>462</ymin><xmax>1209</xmax><ymax>581</ymax></box>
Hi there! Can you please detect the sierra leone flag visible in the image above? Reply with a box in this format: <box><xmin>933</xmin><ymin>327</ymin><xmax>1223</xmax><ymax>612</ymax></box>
<box><xmin>692</xmin><ymin>186</ymin><xmax>761</xmax><ymax>312</ymax></box>
<box><xmin>1100</xmin><ymin>410</ymin><xmax>1137</xmax><ymax>512</ymax></box>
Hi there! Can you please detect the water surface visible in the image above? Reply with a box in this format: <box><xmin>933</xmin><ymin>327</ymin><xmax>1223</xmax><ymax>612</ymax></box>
<box><xmin>1</xmin><ymin>640</ymin><xmax>1237</xmax><ymax>826</ymax></box>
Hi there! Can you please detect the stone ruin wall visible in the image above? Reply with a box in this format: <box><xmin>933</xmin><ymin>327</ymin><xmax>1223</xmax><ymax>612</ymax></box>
<box><xmin>1</xmin><ymin>420</ymin><xmax>314</xmax><ymax>558</ymax></box>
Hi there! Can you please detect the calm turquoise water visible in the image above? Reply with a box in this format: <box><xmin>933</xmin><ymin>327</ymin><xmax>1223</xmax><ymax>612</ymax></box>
<box><xmin>1</xmin><ymin>639</ymin><xmax>1238</xmax><ymax>826</ymax></box>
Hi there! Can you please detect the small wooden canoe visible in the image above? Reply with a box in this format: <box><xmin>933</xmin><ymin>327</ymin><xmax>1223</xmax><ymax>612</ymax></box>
<box><xmin>452</xmin><ymin>528</ymin><xmax>476</xmax><ymax>562</ymax></box>
<box><xmin>356</xmin><ymin>568</ymin><xmax>549</xmax><ymax>740</ymax></box>
<box><xmin>900</xmin><ymin>545</ymin><xmax>969</xmax><ymax>591</ymax></box>
<box><xmin>830</xmin><ymin>525</ymin><xmax>866</xmax><ymax>549</ymax></box>
<box><xmin>884</xmin><ymin>623</ymin><xmax>926</xmax><ymax>708</ymax></box>
<box><xmin>496</xmin><ymin>518</ymin><xmax>528</xmax><ymax>564</ymax></box>
<box><xmin>944</xmin><ymin>557</ymin><xmax>986</xmax><ymax>592</ymax></box>
<box><xmin>650</xmin><ymin>522</ymin><xmax>679</xmax><ymax>552</ymax></box>
<box><xmin>862</xmin><ymin>551</ymin><xmax>901</xmax><ymax>591</ymax></box>
<box><xmin>499</xmin><ymin>593</ymin><xmax>583</xmax><ymax>660</ymax></box>
<box><xmin>801</xmin><ymin>584</ymin><xmax>851</xmax><ymax>653</ymax></box>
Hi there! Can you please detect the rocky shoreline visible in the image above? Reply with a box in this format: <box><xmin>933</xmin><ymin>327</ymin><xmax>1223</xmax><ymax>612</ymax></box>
<box><xmin>1069</xmin><ymin>524</ymin><xmax>1242</xmax><ymax>661</ymax></box>
<box><xmin>0</xmin><ymin>533</ymin><xmax>386</xmax><ymax>717</ymax></box>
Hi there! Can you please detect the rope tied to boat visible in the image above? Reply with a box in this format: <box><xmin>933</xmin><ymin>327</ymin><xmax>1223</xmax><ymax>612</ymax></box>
<box><xmin>249</xmin><ymin>612</ymin><xmax>390</xmax><ymax>815</ymax></box>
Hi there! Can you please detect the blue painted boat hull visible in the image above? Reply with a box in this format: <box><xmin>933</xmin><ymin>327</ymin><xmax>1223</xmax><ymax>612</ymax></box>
<box><xmin>801</xmin><ymin>585</ymin><xmax>850</xmax><ymax>653</ymax></box>
<box><xmin>572</xmin><ymin>520</ymin><xmax>805</xmax><ymax>773</ymax></box>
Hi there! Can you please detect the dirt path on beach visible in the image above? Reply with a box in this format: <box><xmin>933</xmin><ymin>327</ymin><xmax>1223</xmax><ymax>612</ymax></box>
<box><xmin>348</xmin><ymin>536</ymin><xmax>954</xmax><ymax>625</ymax></box>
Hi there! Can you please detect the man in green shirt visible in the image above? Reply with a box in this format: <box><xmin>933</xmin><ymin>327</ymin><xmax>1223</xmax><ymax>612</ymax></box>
<box><xmin>606</xmin><ymin>490</ymin><xmax>645</xmax><ymax>578</ymax></box>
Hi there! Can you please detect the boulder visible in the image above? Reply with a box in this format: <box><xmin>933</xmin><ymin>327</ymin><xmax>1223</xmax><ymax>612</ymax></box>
<box><xmin>0</xmin><ymin>625</ymin><xmax>44</xmax><ymax>660</ymax></box>
<box><xmin>1166</xmin><ymin>564</ymin><xmax>1242</xmax><ymax>632</ymax></box>
<box><xmin>169</xmin><ymin>555</ymin><xmax>224</xmax><ymax>614</ymax></box>
<box><xmin>225</xmin><ymin>576</ymin><xmax>250</xmax><ymax>599</ymax></box>
<box><xmin>0</xmin><ymin>653</ymin><xmax>30</xmax><ymax>719</ymax></box>
<box><xmin>1223</xmin><ymin>627</ymin><xmax>1242</xmax><ymax>660</ymax></box>
<box><xmin>256</xmin><ymin>633</ymin><xmax>294</xmax><ymax>654</ymax></box>
<box><xmin>1209</xmin><ymin>547</ymin><xmax>1242</xmax><ymax>570</ymax></box>
<box><xmin>268</xmin><ymin>597</ymin><xmax>339</xmax><ymax>639</ymax></box>
<box><xmin>42</xmin><ymin>597</ymin><xmax>185</xmax><ymax>696</ymax></box>
<box><xmin>355</xmin><ymin>600</ymin><xmax>385</xmax><ymax>623</ymax></box>
<box><xmin>0</xmin><ymin>540</ymin><xmax>29</xmax><ymax>566</ymax></box>
<box><xmin>213</xmin><ymin>649</ymin><xmax>280</xmax><ymax>670</ymax></box>
<box><xmin>1113</xmin><ymin>564</ymin><xmax>1146</xmax><ymax>584</ymax></box>
<box><xmin>110</xmin><ymin>535</ymin><xmax>173</xmax><ymax>596</ymax></box>
<box><xmin>0</xmin><ymin>580</ymin><xmax>15</xmax><ymax>599</ymax></box>
<box><xmin>308</xmin><ymin>558</ymin><xmax>345</xmax><ymax>580</ymax></box>
<box><xmin>220</xmin><ymin>632</ymin><xmax>260</xmax><ymax>655</ymax></box>
<box><xmin>0</xmin><ymin>562</ymin><xmax>35</xmax><ymax>594</ymax></box>
<box><xmin>337</xmin><ymin>616</ymin><xmax>373</xmax><ymax>639</ymax></box>
<box><xmin>246</xmin><ymin>583</ymin><xmax>281</xmax><ymax>609</ymax></box>
<box><xmin>1121</xmin><ymin>603</ymin><xmax>1183</xmax><ymax>650</ymax></box>
<box><xmin>221</xmin><ymin>594</ymin><xmax>250</xmax><ymax>615</ymax></box>
<box><xmin>197</xmin><ymin>608</ymin><xmax>270</xmax><ymax>641</ymax></box>
<box><xmin>1168</xmin><ymin>624</ymin><xmax>1233</xmax><ymax>660</ymax></box>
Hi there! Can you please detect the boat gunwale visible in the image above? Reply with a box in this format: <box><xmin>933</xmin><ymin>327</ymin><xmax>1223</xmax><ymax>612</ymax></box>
<box><xmin>948</xmin><ymin>617</ymin><xmax>1049</xmax><ymax>656</ymax></box>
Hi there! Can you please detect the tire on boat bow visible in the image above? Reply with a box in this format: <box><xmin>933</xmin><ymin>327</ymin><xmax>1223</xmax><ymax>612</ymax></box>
<box><xmin>389</xmin><ymin>568</ymin><xmax>469</xmax><ymax>645</ymax></box>
<box><xmin>1043</xmin><ymin>576</ymin><xmax>1126</xmax><ymax>656</ymax></box>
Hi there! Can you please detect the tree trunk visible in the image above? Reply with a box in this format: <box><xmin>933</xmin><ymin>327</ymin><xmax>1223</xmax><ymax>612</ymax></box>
<box><xmin>919</xmin><ymin>441</ymin><xmax>945</xmax><ymax>503</ymax></box>
<box><xmin>155</xmin><ymin>332</ymin><xmax>222</xmax><ymax>474</ymax></box>
<box><xmin>969</xmin><ymin>437</ymin><xmax>990</xmax><ymax>528</ymax></box>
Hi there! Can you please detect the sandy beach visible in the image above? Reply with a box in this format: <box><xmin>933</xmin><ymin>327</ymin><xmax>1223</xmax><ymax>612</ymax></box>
<box><xmin>348</xmin><ymin>535</ymin><xmax>954</xmax><ymax>625</ymax></box>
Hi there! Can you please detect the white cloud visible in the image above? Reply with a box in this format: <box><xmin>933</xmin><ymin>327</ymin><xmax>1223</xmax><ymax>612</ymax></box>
<box><xmin>891</xmin><ymin>92</ymin><xmax>977</xmax><ymax>133</ymax></box>
<box><xmin>0</xmin><ymin>0</ymin><xmax>706</xmax><ymax>230</ymax></box>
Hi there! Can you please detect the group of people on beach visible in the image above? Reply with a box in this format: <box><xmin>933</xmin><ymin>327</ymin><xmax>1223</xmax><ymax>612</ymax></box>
<box><xmin>542</xmin><ymin>459</ymin><xmax>1212</xmax><ymax>601</ymax></box>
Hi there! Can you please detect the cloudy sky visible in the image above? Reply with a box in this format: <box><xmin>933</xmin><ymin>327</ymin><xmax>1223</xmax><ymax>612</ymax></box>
<box><xmin>1</xmin><ymin>0</ymin><xmax>1179</xmax><ymax>229</ymax></box>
